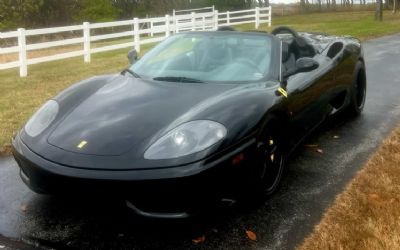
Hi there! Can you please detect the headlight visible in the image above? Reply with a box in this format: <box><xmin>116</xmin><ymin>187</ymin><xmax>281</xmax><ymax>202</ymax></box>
<box><xmin>144</xmin><ymin>120</ymin><xmax>227</xmax><ymax>160</ymax></box>
<box><xmin>25</xmin><ymin>100</ymin><xmax>59</xmax><ymax>137</ymax></box>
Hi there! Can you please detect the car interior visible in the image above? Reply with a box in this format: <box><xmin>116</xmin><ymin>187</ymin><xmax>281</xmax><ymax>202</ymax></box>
<box><xmin>134</xmin><ymin>32</ymin><xmax>273</xmax><ymax>82</ymax></box>
<box><xmin>191</xmin><ymin>38</ymin><xmax>270</xmax><ymax>73</ymax></box>
<box><xmin>275</xmin><ymin>32</ymin><xmax>317</xmax><ymax>77</ymax></box>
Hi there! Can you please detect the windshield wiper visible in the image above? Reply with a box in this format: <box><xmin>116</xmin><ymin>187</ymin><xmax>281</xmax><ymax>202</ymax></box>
<box><xmin>122</xmin><ymin>69</ymin><xmax>141</xmax><ymax>78</ymax></box>
<box><xmin>153</xmin><ymin>76</ymin><xmax>204</xmax><ymax>83</ymax></box>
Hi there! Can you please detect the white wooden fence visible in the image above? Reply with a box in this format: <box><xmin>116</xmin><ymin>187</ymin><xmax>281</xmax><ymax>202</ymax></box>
<box><xmin>0</xmin><ymin>7</ymin><xmax>272</xmax><ymax>77</ymax></box>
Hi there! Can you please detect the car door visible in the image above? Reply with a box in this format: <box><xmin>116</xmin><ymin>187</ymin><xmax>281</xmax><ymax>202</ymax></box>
<box><xmin>283</xmin><ymin>53</ymin><xmax>335</xmax><ymax>145</ymax></box>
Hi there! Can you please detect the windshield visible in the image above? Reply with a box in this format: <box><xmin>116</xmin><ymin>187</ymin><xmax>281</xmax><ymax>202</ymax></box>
<box><xmin>130</xmin><ymin>32</ymin><xmax>273</xmax><ymax>83</ymax></box>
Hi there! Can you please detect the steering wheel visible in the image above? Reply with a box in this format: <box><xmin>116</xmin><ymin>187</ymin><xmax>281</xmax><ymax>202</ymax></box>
<box><xmin>272</xmin><ymin>26</ymin><xmax>311</xmax><ymax>49</ymax></box>
<box><xmin>271</xmin><ymin>26</ymin><xmax>299</xmax><ymax>38</ymax></box>
<box><xmin>235</xmin><ymin>58</ymin><xmax>263</xmax><ymax>74</ymax></box>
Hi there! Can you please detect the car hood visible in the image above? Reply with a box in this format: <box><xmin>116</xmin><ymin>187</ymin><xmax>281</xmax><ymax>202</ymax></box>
<box><xmin>47</xmin><ymin>75</ymin><xmax>240</xmax><ymax>156</ymax></box>
<box><xmin>21</xmin><ymin>74</ymin><xmax>278</xmax><ymax>170</ymax></box>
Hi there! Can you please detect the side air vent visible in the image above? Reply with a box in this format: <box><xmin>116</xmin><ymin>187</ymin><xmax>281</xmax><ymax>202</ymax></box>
<box><xmin>327</xmin><ymin>42</ymin><xmax>344</xmax><ymax>59</ymax></box>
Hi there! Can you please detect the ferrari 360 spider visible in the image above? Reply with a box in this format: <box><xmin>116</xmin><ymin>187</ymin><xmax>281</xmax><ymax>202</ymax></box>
<box><xmin>12</xmin><ymin>26</ymin><xmax>366</xmax><ymax>218</ymax></box>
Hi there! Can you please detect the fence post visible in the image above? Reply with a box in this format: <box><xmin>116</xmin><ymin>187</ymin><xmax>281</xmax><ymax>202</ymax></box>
<box><xmin>269</xmin><ymin>7</ymin><xmax>272</xmax><ymax>27</ymax></box>
<box><xmin>174</xmin><ymin>15</ymin><xmax>179</xmax><ymax>34</ymax></box>
<box><xmin>214</xmin><ymin>10</ymin><xmax>219</xmax><ymax>30</ymax></box>
<box><xmin>202</xmin><ymin>16</ymin><xmax>206</xmax><ymax>30</ymax></box>
<box><xmin>227</xmin><ymin>11</ymin><xmax>230</xmax><ymax>25</ymax></box>
<box><xmin>150</xmin><ymin>20</ymin><xmax>154</xmax><ymax>37</ymax></box>
<box><xmin>165</xmin><ymin>15</ymin><xmax>170</xmax><ymax>37</ymax></box>
<box><xmin>191</xmin><ymin>12</ymin><xmax>196</xmax><ymax>31</ymax></box>
<box><xmin>133</xmin><ymin>18</ymin><xmax>140</xmax><ymax>53</ymax></box>
<box><xmin>17</xmin><ymin>28</ymin><xmax>27</xmax><ymax>77</ymax></box>
<box><xmin>255</xmin><ymin>7</ymin><xmax>260</xmax><ymax>29</ymax></box>
<box><xmin>83</xmin><ymin>22</ymin><xmax>91</xmax><ymax>63</ymax></box>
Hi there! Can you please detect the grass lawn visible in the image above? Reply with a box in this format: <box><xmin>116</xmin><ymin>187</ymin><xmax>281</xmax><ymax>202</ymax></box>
<box><xmin>1</xmin><ymin>10</ymin><xmax>400</xmax><ymax>154</ymax></box>
<box><xmin>268</xmin><ymin>10</ymin><xmax>400</xmax><ymax>40</ymax></box>
<box><xmin>298</xmin><ymin>125</ymin><xmax>400</xmax><ymax>250</ymax></box>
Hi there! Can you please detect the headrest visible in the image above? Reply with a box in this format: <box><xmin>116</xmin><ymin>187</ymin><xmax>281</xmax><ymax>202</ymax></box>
<box><xmin>294</xmin><ymin>37</ymin><xmax>316</xmax><ymax>57</ymax></box>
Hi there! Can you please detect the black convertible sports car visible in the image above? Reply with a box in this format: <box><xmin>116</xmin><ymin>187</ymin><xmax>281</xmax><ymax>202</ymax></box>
<box><xmin>12</xmin><ymin>26</ymin><xmax>366</xmax><ymax>218</ymax></box>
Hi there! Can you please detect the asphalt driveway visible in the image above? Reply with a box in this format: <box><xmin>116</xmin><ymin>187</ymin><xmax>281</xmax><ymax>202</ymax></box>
<box><xmin>1</xmin><ymin>34</ymin><xmax>400</xmax><ymax>250</ymax></box>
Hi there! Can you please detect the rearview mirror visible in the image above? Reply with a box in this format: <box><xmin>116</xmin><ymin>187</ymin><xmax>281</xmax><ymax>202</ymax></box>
<box><xmin>127</xmin><ymin>49</ymin><xmax>138</xmax><ymax>64</ymax></box>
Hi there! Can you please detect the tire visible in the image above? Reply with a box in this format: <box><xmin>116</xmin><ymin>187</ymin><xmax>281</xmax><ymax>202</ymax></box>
<box><xmin>252</xmin><ymin>126</ymin><xmax>286</xmax><ymax>196</ymax></box>
<box><xmin>347</xmin><ymin>60</ymin><xmax>367</xmax><ymax>116</ymax></box>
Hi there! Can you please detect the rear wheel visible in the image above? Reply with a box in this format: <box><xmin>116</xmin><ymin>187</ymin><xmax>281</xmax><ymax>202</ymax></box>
<box><xmin>347</xmin><ymin>61</ymin><xmax>367</xmax><ymax>116</ymax></box>
<box><xmin>253</xmin><ymin>128</ymin><xmax>286</xmax><ymax>196</ymax></box>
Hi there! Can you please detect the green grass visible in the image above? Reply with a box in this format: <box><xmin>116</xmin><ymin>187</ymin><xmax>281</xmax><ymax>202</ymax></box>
<box><xmin>271</xmin><ymin>10</ymin><xmax>400</xmax><ymax>40</ymax></box>
<box><xmin>239</xmin><ymin>10</ymin><xmax>400</xmax><ymax>40</ymax></box>
<box><xmin>1</xmin><ymin>10</ymin><xmax>400</xmax><ymax>154</ymax></box>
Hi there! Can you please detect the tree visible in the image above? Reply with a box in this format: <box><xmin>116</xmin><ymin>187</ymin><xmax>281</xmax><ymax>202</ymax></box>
<box><xmin>73</xmin><ymin>0</ymin><xmax>120</xmax><ymax>22</ymax></box>
<box><xmin>39</xmin><ymin>0</ymin><xmax>79</xmax><ymax>26</ymax></box>
<box><xmin>331</xmin><ymin>0</ymin><xmax>337</xmax><ymax>10</ymax></box>
<box><xmin>0</xmin><ymin>0</ymin><xmax>43</xmax><ymax>30</ymax></box>
<box><xmin>206</xmin><ymin>0</ymin><xmax>252</xmax><ymax>11</ymax></box>
<box><xmin>300</xmin><ymin>0</ymin><xmax>310</xmax><ymax>12</ymax></box>
<box><xmin>317</xmin><ymin>0</ymin><xmax>322</xmax><ymax>11</ymax></box>
<box><xmin>0</xmin><ymin>0</ymin><xmax>269</xmax><ymax>30</ymax></box>
<box><xmin>375</xmin><ymin>0</ymin><xmax>383</xmax><ymax>21</ymax></box>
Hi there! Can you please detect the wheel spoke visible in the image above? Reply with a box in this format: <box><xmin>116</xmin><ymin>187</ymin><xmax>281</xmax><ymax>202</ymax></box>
<box><xmin>256</xmin><ymin>133</ymin><xmax>285</xmax><ymax>194</ymax></box>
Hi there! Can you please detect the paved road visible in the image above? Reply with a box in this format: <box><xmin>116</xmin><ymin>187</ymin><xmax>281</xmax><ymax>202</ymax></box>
<box><xmin>1</xmin><ymin>34</ymin><xmax>400</xmax><ymax>250</ymax></box>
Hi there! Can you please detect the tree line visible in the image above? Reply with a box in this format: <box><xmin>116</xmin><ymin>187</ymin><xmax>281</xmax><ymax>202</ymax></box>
<box><xmin>296</xmin><ymin>0</ymin><xmax>397</xmax><ymax>21</ymax></box>
<box><xmin>299</xmin><ymin>0</ymin><xmax>371</xmax><ymax>11</ymax></box>
<box><xmin>1</xmin><ymin>0</ymin><xmax>395</xmax><ymax>31</ymax></box>
<box><xmin>0</xmin><ymin>0</ymin><xmax>266</xmax><ymax>31</ymax></box>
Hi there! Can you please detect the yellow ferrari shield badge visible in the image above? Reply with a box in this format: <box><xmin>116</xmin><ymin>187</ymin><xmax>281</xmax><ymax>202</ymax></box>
<box><xmin>277</xmin><ymin>87</ymin><xmax>288</xmax><ymax>98</ymax></box>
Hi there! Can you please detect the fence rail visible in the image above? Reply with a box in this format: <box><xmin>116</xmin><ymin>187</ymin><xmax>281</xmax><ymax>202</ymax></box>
<box><xmin>0</xmin><ymin>6</ymin><xmax>271</xmax><ymax>77</ymax></box>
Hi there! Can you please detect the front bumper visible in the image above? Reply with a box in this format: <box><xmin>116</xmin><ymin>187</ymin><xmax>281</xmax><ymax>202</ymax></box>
<box><xmin>12</xmin><ymin>133</ymin><xmax>256</xmax><ymax>217</ymax></box>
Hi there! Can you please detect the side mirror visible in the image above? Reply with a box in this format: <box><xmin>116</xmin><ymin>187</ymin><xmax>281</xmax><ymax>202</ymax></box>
<box><xmin>278</xmin><ymin>58</ymin><xmax>319</xmax><ymax>98</ymax></box>
<box><xmin>283</xmin><ymin>57</ymin><xmax>319</xmax><ymax>80</ymax></box>
<box><xmin>295</xmin><ymin>57</ymin><xmax>319</xmax><ymax>73</ymax></box>
<box><xmin>127</xmin><ymin>49</ymin><xmax>138</xmax><ymax>64</ymax></box>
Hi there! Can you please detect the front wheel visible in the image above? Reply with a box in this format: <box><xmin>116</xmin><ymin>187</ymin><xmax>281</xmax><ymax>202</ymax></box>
<box><xmin>253</xmin><ymin>129</ymin><xmax>286</xmax><ymax>196</ymax></box>
<box><xmin>347</xmin><ymin>61</ymin><xmax>367</xmax><ymax>116</ymax></box>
